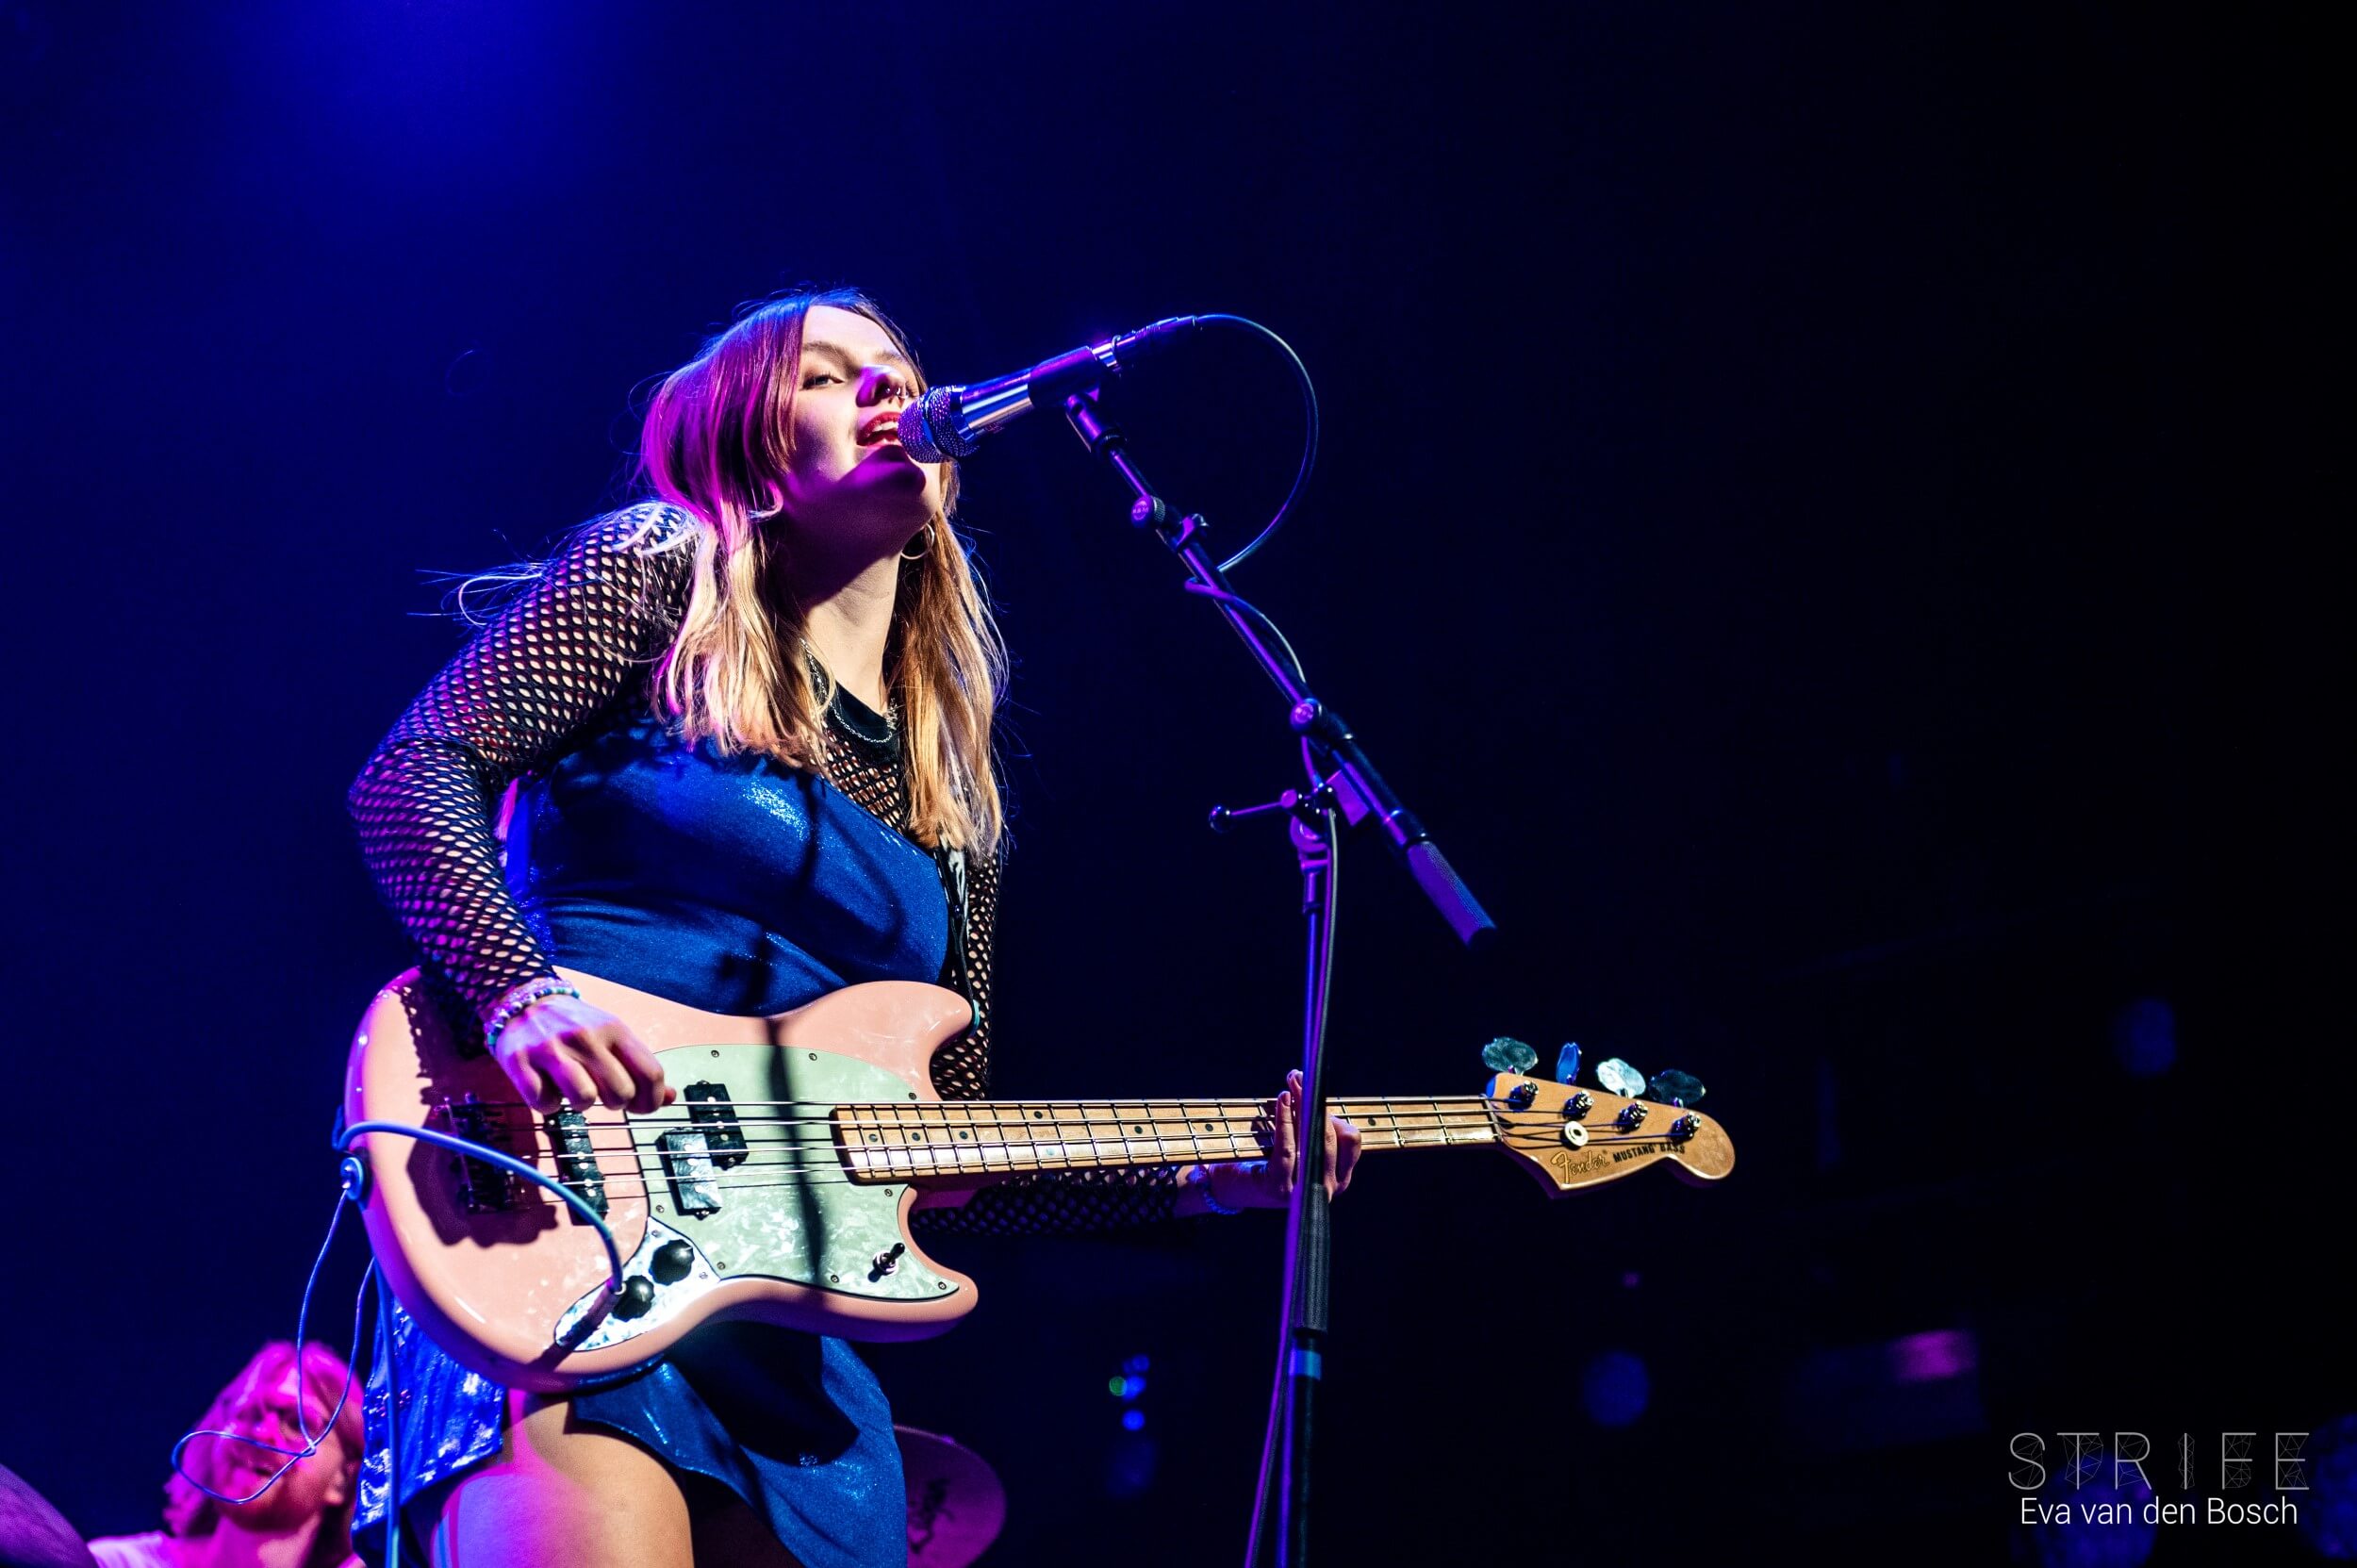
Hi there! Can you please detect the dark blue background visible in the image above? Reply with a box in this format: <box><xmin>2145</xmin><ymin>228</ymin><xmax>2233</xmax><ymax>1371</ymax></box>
<box><xmin>1</xmin><ymin>2</ymin><xmax>2338</xmax><ymax>1561</ymax></box>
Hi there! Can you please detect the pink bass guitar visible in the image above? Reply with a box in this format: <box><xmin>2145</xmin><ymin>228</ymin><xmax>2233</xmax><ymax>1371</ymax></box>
<box><xmin>343</xmin><ymin>967</ymin><xmax>1737</xmax><ymax>1392</ymax></box>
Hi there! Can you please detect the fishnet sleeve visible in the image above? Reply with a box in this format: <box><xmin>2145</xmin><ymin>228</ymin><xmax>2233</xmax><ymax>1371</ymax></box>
<box><xmin>912</xmin><ymin>849</ymin><xmax>1188</xmax><ymax>1234</ymax></box>
<box><xmin>347</xmin><ymin>504</ymin><xmax>693</xmax><ymax>1021</ymax></box>
<box><xmin>923</xmin><ymin>845</ymin><xmax>997</xmax><ymax>1101</ymax></box>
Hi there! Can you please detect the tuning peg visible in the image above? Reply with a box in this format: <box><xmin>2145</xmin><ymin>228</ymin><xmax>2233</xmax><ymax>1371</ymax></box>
<box><xmin>1596</xmin><ymin>1058</ymin><xmax>1646</xmax><ymax>1098</ymax></box>
<box><xmin>1555</xmin><ymin>1042</ymin><xmax>1581</xmax><ymax>1084</ymax></box>
<box><xmin>1505</xmin><ymin>1082</ymin><xmax>1539</xmax><ymax>1111</ymax></box>
<box><xmin>1646</xmin><ymin>1069</ymin><xmax>1706</xmax><ymax>1107</ymax></box>
<box><xmin>1481</xmin><ymin>1036</ymin><xmax>1539</xmax><ymax>1074</ymax></box>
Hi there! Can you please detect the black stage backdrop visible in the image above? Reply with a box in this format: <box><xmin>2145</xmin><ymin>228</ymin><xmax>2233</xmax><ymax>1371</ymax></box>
<box><xmin>1</xmin><ymin>4</ymin><xmax>2341</xmax><ymax>1563</ymax></box>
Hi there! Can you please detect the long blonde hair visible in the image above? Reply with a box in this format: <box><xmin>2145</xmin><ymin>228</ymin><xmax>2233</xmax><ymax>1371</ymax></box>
<box><xmin>165</xmin><ymin>1340</ymin><xmax>362</xmax><ymax>1566</ymax></box>
<box><xmin>634</xmin><ymin>288</ymin><xmax>1005</xmax><ymax>855</ymax></box>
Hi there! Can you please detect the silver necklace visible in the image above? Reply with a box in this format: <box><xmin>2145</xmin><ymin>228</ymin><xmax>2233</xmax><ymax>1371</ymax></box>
<box><xmin>807</xmin><ymin>649</ymin><xmax>898</xmax><ymax>744</ymax></box>
<box><xmin>828</xmin><ymin>687</ymin><xmax>898</xmax><ymax>746</ymax></box>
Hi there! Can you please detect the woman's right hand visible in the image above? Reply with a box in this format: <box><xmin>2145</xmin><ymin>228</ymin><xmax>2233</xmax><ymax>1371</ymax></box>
<box><xmin>489</xmin><ymin>995</ymin><xmax>676</xmax><ymax>1115</ymax></box>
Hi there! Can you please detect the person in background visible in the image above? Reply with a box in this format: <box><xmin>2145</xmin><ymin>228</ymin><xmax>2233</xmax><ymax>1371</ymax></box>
<box><xmin>87</xmin><ymin>1342</ymin><xmax>361</xmax><ymax>1568</ymax></box>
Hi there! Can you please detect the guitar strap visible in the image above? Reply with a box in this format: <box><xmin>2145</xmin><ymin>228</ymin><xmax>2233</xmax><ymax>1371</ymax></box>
<box><xmin>934</xmin><ymin>842</ymin><xmax>975</xmax><ymax>1014</ymax></box>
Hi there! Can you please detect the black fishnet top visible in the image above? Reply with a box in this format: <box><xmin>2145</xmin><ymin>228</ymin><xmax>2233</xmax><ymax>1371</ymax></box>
<box><xmin>349</xmin><ymin>503</ymin><xmax>1180</xmax><ymax>1233</ymax></box>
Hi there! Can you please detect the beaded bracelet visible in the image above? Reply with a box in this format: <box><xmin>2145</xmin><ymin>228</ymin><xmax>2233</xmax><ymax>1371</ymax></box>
<box><xmin>1195</xmin><ymin>1164</ymin><xmax>1244</xmax><ymax>1216</ymax></box>
<box><xmin>483</xmin><ymin>979</ymin><xmax>583</xmax><ymax>1052</ymax></box>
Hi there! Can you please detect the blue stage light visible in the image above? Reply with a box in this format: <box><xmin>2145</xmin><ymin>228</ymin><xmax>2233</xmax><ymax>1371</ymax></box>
<box><xmin>1580</xmin><ymin>1349</ymin><xmax>1649</xmax><ymax>1428</ymax></box>
<box><xmin>1104</xmin><ymin>1431</ymin><xmax>1158</xmax><ymax>1498</ymax></box>
<box><xmin>2110</xmin><ymin>997</ymin><xmax>2176</xmax><ymax>1078</ymax></box>
<box><xmin>2020</xmin><ymin>1450</ymin><xmax>2155</xmax><ymax>1568</ymax></box>
<box><xmin>2298</xmin><ymin>1413</ymin><xmax>2357</xmax><ymax>1560</ymax></box>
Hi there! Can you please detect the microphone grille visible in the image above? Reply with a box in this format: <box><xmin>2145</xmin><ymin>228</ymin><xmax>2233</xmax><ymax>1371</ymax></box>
<box><xmin>899</xmin><ymin>389</ymin><xmax>976</xmax><ymax>464</ymax></box>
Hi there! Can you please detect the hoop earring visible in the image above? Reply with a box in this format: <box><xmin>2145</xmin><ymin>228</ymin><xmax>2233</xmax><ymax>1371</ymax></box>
<box><xmin>900</xmin><ymin>523</ymin><xmax>935</xmax><ymax>561</ymax></box>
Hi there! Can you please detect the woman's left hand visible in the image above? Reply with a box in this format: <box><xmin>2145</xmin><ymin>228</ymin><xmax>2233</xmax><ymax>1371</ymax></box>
<box><xmin>1194</xmin><ymin>1069</ymin><xmax>1362</xmax><ymax>1213</ymax></box>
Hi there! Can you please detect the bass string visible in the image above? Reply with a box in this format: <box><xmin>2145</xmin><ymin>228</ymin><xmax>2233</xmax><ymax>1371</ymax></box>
<box><xmin>444</xmin><ymin>1099</ymin><xmax>1503</xmax><ymax>1126</ymax></box>
<box><xmin>446</xmin><ymin>1107</ymin><xmax>1505</xmax><ymax>1136</ymax></box>
<box><xmin>418</xmin><ymin>1131</ymin><xmax>1678</xmax><ymax>1188</ymax></box>
<box><xmin>454</xmin><ymin>1146</ymin><xmax>1277</xmax><ymax>1180</ymax></box>
<box><xmin>434</xmin><ymin>1113</ymin><xmax>1584</xmax><ymax>1160</ymax></box>
<box><xmin>436</xmin><ymin>1116</ymin><xmax>1509</xmax><ymax>1163</ymax></box>
<box><xmin>481</xmin><ymin>1095</ymin><xmax>1500</xmax><ymax>1111</ymax></box>
<box><xmin>430</xmin><ymin>1108</ymin><xmax>1574</xmax><ymax>1156</ymax></box>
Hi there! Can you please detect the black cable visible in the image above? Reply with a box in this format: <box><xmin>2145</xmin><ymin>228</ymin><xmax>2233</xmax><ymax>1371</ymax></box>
<box><xmin>1192</xmin><ymin>315</ymin><xmax>1320</xmax><ymax>572</ymax></box>
<box><xmin>170</xmin><ymin>1193</ymin><xmax>367</xmax><ymax>1510</ymax></box>
<box><xmin>1181</xmin><ymin>580</ymin><xmax>1309</xmax><ymax>684</ymax></box>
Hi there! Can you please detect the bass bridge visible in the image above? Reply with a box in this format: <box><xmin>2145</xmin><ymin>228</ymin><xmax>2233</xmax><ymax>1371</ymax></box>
<box><xmin>428</xmin><ymin>1096</ymin><xmax>610</xmax><ymax>1221</ymax></box>
<box><xmin>432</xmin><ymin>1096</ymin><xmax>515</xmax><ymax>1213</ymax></box>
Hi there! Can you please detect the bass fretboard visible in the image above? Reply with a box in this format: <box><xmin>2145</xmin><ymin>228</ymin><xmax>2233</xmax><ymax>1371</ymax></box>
<box><xmin>833</xmin><ymin>1095</ymin><xmax>1498</xmax><ymax>1180</ymax></box>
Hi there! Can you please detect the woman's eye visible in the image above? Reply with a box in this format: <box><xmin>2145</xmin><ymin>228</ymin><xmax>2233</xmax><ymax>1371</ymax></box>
<box><xmin>801</xmin><ymin>372</ymin><xmax>841</xmax><ymax>388</ymax></box>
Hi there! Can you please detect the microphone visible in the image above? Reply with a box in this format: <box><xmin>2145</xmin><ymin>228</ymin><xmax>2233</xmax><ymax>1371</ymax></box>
<box><xmin>898</xmin><ymin>317</ymin><xmax>1200</xmax><ymax>463</ymax></box>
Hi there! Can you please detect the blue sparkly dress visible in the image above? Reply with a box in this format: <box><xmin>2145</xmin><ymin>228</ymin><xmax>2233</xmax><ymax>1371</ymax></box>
<box><xmin>346</xmin><ymin>504</ymin><xmax>1178</xmax><ymax>1565</ymax></box>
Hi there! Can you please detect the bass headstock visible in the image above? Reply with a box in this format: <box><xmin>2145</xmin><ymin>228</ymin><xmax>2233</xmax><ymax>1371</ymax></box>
<box><xmin>1483</xmin><ymin>1072</ymin><xmax>1737</xmax><ymax>1196</ymax></box>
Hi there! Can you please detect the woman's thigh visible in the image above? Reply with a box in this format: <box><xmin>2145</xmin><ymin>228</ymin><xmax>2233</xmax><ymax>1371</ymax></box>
<box><xmin>402</xmin><ymin>1389</ymin><xmax>800</xmax><ymax>1568</ymax></box>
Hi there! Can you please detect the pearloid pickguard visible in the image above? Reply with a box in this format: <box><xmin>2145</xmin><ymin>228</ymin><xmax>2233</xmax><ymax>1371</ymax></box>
<box><xmin>640</xmin><ymin>1044</ymin><xmax>954</xmax><ymax>1301</ymax></box>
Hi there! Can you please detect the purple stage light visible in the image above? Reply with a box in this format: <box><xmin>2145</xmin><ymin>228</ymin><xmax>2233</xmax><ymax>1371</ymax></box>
<box><xmin>1786</xmin><ymin>1329</ymin><xmax>1986</xmax><ymax>1454</ymax></box>
<box><xmin>1887</xmin><ymin>1328</ymin><xmax>1977</xmax><ymax>1384</ymax></box>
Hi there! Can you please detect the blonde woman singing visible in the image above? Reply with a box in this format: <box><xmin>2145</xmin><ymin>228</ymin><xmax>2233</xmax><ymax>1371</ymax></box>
<box><xmin>347</xmin><ymin>289</ymin><xmax>1360</xmax><ymax>1567</ymax></box>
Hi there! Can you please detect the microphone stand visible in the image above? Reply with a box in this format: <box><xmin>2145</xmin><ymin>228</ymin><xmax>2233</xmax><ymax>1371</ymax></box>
<box><xmin>1058</xmin><ymin>392</ymin><xmax>1496</xmax><ymax>1568</ymax></box>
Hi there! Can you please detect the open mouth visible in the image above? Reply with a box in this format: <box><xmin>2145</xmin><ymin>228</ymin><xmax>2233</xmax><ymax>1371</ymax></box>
<box><xmin>859</xmin><ymin>411</ymin><xmax>904</xmax><ymax>446</ymax></box>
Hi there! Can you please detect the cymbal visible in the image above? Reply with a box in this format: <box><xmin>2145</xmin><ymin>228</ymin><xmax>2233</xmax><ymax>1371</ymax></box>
<box><xmin>898</xmin><ymin>1425</ymin><xmax>1007</xmax><ymax>1568</ymax></box>
<box><xmin>0</xmin><ymin>1463</ymin><xmax>98</xmax><ymax>1568</ymax></box>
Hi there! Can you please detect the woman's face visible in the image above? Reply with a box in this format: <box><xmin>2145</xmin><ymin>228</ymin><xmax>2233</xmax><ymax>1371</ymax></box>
<box><xmin>776</xmin><ymin>304</ymin><xmax>946</xmax><ymax>565</ymax></box>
